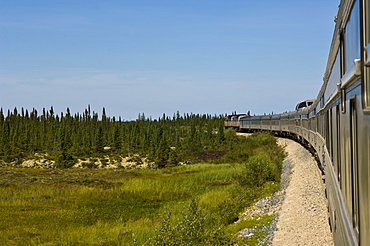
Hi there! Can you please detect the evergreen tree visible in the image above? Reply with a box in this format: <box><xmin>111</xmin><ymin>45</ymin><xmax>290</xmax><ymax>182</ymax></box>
<box><xmin>0</xmin><ymin>106</ymin><xmax>226</xmax><ymax>168</ymax></box>
<box><xmin>95</xmin><ymin>125</ymin><xmax>104</xmax><ymax>152</ymax></box>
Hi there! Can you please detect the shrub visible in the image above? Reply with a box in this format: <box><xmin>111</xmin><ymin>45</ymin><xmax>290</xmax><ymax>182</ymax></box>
<box><xmin>242</xmin><ymin>153</ymin><xmax>277</xmax><ymax>187</ymax></box>
<box><xmin>53</xmin><ymin>152</ymin><xmax>75</xmax><ymax>168</ymax></box>
<box><xmin>149</xmin><ymin>199</ymin><xmax>229</xmax><ymax>245</ymax></box>
<box><xmin>235</xmin><ymin>132</ymin><xmax>285</xmax><ymax>187</ymax></box>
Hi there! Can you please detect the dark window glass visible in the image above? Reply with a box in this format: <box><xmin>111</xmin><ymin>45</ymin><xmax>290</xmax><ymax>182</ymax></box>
<box><xmin>344</xmin><ymin>0</ymin><xmax>360</xmax><ymax>74</ymax></box>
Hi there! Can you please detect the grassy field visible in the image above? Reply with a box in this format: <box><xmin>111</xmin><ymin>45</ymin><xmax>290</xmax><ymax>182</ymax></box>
<box><xmin>0</xmin><ymin>132</ymin><xmax>285</xmax><ymax>245</ymax></box>
<box><xmin>0</xmin><ymin>164</ymin><xmax>278</xmax><ymax>245</ymax></box>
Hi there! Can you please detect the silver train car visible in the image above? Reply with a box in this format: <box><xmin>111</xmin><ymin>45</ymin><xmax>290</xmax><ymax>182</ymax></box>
<box><xmin>226</xmin><ymin>0</ymin><xmax>369</xmax><ymax>245</ymax></box>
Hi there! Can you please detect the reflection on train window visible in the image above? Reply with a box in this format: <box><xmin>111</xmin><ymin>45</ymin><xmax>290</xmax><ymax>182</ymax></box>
<box><xmin>321</xmin><ymin>96</ymin><xmax>325</xmax><ymax>108</ymax></box>
<box><xmin>343</xmin><ymin>0</ymin><xmax>360</xmax><ymax>75</ymax></box>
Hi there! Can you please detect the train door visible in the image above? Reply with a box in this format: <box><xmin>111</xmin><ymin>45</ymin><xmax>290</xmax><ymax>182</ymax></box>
<box><xmin>350</xmin><ymin>98</ymin><xmax>359</xmax><ymax>241</ymax></box>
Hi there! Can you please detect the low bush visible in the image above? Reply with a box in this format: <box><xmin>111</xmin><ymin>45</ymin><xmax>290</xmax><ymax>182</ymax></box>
<box><xmin>53</xmin><ymin>152</ymin><xmax>75</xmax><ymax>168</ymax></box>
<box><xmin>234</xmin><ymin>132</ymin><xmax>285</xmax><ymax>187</ymax></box>
<box><xmin>242</xmin><ymin>153</ymin><xmax>277</xmax><ymax>187</ymax></box>
<box><xmin>149</xmin><ymin>199</ymin><xmax>229</xmax><ymax>245</ymax></box>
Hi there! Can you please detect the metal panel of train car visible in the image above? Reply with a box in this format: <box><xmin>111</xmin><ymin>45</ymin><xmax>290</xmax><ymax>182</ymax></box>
<box><xmin>239</xmin><ymin>115</ymin><xmax>250</xmax><ymax>131</ymax></box>
<box><xmin>271</xmin><ymin>114</ymin><xmax>281</xmax><ymax>132</ymax></box>
<box><xmin>261</xmin><ymin>115</ymin><xmax>271</xmax><ymax>131</ymax></box>
<box><xmin>249</xmin><ymin>115</ymin><xmax>261</xmax><ymax>131</ymax></box>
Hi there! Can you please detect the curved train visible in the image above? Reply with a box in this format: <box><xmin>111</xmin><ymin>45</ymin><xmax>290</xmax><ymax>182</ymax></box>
<box><xmin>225</xmin><ymin>0</ymin><xmax>369</xmax><ymax>245</ymax></box>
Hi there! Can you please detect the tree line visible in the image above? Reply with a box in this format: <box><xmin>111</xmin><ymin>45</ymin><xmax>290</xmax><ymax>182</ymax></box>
<box><xmin>0</xmin><ymin>106</ymin><xmax>227</xmax><ymax>168</ymax></box>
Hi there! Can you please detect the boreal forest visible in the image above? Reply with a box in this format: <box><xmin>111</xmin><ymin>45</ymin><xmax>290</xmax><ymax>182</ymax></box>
<box><xmin>0</xmin><ymin>106</ymin><xmax>231</xmax><ymax>168</ymax></box>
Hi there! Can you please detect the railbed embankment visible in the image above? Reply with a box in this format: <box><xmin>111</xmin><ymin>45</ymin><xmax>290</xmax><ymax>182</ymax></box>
<box><xmin>236</xmin><ymin>134</ymin><xmax>334</xmax><ymax>245</ymax></box>
<box><xmin>271</xmin><ymin>138</ymin><xmax>333</xmax><ymax>245</ymax></box>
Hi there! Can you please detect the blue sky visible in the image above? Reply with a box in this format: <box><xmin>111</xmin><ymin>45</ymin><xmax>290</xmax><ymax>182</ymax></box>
<box><xmin>0</xmin><ymin>0</ymin><xmax>339</xmax><ymax>120</ymax></box>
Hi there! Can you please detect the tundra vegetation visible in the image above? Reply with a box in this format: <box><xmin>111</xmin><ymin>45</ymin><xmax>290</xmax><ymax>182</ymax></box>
<box><xmin>0</xmin><ymin>107</ymin><xmax>285</xmax><ymax>245</ymax></box>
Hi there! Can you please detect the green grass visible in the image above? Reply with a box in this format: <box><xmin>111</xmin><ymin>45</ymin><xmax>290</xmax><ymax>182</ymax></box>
<box><xmin>0</xmin><ymin>132</ymin><xmax>285</xmax><ymax>245</ymax></box>
<box><xmin>225</xmin><ymin>214</ymin><xmax>276</xmax><ymax>246</ymax></box>
<box><xmin>0</xmin><ymin>164</ymin><xmax>252</xmax><ymax>245</ymax></box>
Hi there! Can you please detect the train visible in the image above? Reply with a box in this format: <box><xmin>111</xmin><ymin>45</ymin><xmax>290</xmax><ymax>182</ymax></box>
<box><xmin>225</xmin><ymin>0</ymin><xmax>369</xmax><ymax>245</ymax></box>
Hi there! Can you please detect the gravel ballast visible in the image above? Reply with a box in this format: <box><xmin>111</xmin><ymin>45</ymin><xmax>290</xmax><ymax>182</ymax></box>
<box><xmin>237</xmin><ymin>135</ymin><xmax>334</xmax><ymax>245</ymax></box>
<box><xmin>272</xmin><ymin>138</ymin><xmax>333</xmax><ymax>245</ymax></box>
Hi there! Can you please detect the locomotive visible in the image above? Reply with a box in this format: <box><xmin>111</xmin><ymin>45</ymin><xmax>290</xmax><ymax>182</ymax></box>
<box><xmin>225</xmin><ymin>0</ymin><xmax>370</xmax><ymax>245</ymax></box>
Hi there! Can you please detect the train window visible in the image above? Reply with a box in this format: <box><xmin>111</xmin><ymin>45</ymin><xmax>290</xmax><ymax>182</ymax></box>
<box><xmin>299</xmin><ymin>102</ymin><xmax>306</xmax><ymax>108</ymax></box>
<box><xmin>340</xmin><ymin>33</ymin><xmax>346</xmax><ymax>77</ymax></box>
<box><xmin>343</xmin><ymin>0</ymin><xmax>360</xmax><ymax>76</ymax></box>
<box><xmin>320</xmin><ymin>95</ymin><xmax>325</xmax><ymax>108</ymax></box>
<box><xmin>328</xmin><ymin>51</ymin><xmax>341</xmax><ymax>100</ymax></box>
<box><xmin>350</xmin><ymin>98</ymin><xmax>359</xmax><ymax>238</ymax></box>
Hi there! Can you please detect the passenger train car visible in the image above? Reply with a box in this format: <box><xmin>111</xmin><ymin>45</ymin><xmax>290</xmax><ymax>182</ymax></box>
<box><xmin>225</xmin><ymin>0</ymin><xmax>369</xmax><ymax>245</ymax></box>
